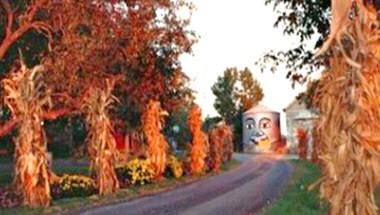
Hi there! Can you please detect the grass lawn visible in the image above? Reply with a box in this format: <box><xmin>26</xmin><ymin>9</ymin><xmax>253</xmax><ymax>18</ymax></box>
<box><xmin>0</xmin><ymin>159</ymin><xmax>240</xmax><ymax>215</ymax></box>
<box><xmin>0</xmin><ymin>156</ymin><xmax>12</xmax><ymax>164</ymax></box>
<box><xmin>262</xmin><ymin>160</ymin><xmax>380</xmax><ymax>215</ymax></box>
<box><xmin>0</xmin><ymin>165</ymin><xmax>89</xmax><ymax>187</ymax></box>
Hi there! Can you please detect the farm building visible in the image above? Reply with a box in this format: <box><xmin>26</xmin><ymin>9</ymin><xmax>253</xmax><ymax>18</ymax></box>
<box><xmin>283</xmin><ymin>99</ymin><xmax>319</xmax><ymax>156</ymax></box>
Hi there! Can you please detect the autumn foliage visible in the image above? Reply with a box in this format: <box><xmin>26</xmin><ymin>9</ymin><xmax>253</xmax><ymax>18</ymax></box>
<box><xmin>142</xmin><ymin>100</ymin><xmax>169</xmax><ymax>178</ymax></box>
<box><xmin>187</xmin><ymin>105</ymin><xmax>208</xmax><ymax>175</ymax></box>
<box><xmin>81</xmin><ymin>80</ymin><xmax>119</xmax><ymax>195</ymax></box>
<box><xmin>312</xmin><ymin>1</ymin><xmax>380</xmax><ymax>214</ymax></box>
<box><xmin>0</xmin><ymin>0</ymin><xmax>196</xmax><ymax>206</ymax></box>
<box><xmin>3</xmin><ymin>64</ymin><xmax>51</xmax><ymax>207</ymax></box>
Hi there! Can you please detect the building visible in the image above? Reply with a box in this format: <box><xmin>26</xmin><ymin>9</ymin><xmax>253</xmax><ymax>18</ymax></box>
<box><xmin>283</xmin><ymin>100</ymin><xmax>319</xmax><ymax>155</ymax></box>
<box><xmin>242</xmin><ymin>104</ymin><xmax>281</xmax><ymax>153</ymax></box>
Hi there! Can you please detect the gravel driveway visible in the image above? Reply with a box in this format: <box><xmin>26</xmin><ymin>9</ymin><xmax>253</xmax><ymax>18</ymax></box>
<box><xmin>76</xmin><ymin>154</ymin><xmax>293</xmax><ymax>215</ymax></box>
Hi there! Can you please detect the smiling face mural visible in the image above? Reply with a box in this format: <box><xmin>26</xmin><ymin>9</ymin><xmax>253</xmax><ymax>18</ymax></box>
<box><xmin>242</xmin><ymin>105</ymin><xmax>281</xmax><ymax>153</ymax></box>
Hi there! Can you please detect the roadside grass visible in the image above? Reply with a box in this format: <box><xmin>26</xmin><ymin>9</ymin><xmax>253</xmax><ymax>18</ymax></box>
<box><xmin>263</xmin><ymin>160</ymin><xmax>380</xmax><ymax>215</ymax></box>
<box><xmin>262</xmin><ymin>160</ymin><xmax>327</xmax><ymax>215</ymax></box>
<box><xmin>0</xmin><ymin>158</ymin><xmax>241</xmax><ymax>215</ymax></box>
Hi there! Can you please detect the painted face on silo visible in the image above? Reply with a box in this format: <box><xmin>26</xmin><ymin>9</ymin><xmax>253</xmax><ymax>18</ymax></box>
<box><xmin>245</xmin><ymin>113</ymin><xmax>278</xmax><ymax>150</ymax></box>
<box><xmin>245</xmin><ymin>117</ymin><xmax>267</xmax><ymax>144</ymax></box>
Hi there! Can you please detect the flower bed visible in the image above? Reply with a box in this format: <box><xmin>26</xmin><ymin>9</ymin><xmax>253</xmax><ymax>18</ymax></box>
<box><xmin>115</xmin><ymin>158</ymin><xmax>155</xmax><ymax>187</ymax></box>
<box><xmin>51</xmin><ymin>174</ymin><xmax>97</xmax><ymax>199</ymax></box>
<box><xmin>165</xmin><ymin>155</ymin><xmax>183</xmax><ymax>178</ymax></box>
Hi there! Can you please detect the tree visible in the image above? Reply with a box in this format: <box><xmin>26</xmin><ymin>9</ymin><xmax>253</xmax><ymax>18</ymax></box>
<box><xmin>211</xmin><ymin>68</ymin><xmax>238</xmax><ymax>124</ymax></box>
<box><xmin>212</xmin><ymin>67</ymin><xmax>263</xmax><ymax>122</ymax></box>
<box><xmin>261</xmin><ymin>0</ymin><xmax>380</xmax><ymax>84</ymax></box>
<box><xmin>259</xmin><ymin>0</ymin><xmax>330</xmax><ymax>84</ymax></box>
<box><xmin>0</xmin><ymin>0</ymin><xmax>196</xmax><ymax>206</ymax></box>
<box><xmin>211</xmin><ymin>67</ymin><xmax>263</xmax><ymax>151</ymax></box>
<box><xmin>295</xmin><ymin>79</ymin><xmax>321</xmax><ymax>109</ymax></box>
<box><xmin>0</xmin><ymin>0</ymin><xmax>196</xmax><ymax>137</ymax></box>
<box><xmin>163</xmin><ymin>108</ymin><xmax>192</xmax><ymax>151</ymax></box>
<box><xmin>202</xmin><ymin>115</ymin><xmax>223</xmax><ymax>132</ymax></box>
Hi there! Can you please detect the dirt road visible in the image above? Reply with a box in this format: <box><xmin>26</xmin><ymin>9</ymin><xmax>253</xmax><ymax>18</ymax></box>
<box><xmin>77</xmin><ymin>154</ymin><xmax>293</xmax><ymax>215</ymax></box>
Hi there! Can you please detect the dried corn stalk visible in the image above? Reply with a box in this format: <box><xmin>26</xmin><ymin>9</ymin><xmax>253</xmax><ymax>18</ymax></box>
<box><xmin>82</xmin><ymin>80</ymin><xmax>119</xmax><ymax>195</ymax></box>
<box><xmin>141</xmin><ymin>100</ymin><xmax>168</xmax><ymax>178</ymax></box>
<box><xmin>187</xmin><ymin>105</ymin><xmax>208</xmax><ymax>175</ymax></box>
<box><xmin>295</xmin><ymin>128</ymin><xmax>308</xmax><ymax>160</ymax></box>
<box><xmin>3</xmin><ymin>64</ymin><xmax>51</xmax><ymax>207</ymax></box>
<box><xmin>311</xmin><ymin>125</ymin><xmax>321</xmax><ymax>164</ymax></box>
<box><xmin>312</xmin><ymin>1</ymin><xmax>380</xmax><ymax>214</ymax></box>
<box><xmin>208</xmin><ymin>123</ymin><xmax>233</xmax><ymax>171</ymax></box>
<box><xmin>219</xmin><ymin>123</ymin><xmax>233</xmax><ymax>163</ymax></box>
<box><xmin>208</xmin><ymin>127</ymin><xmax>223</xmax><ymax>172</ymax></box>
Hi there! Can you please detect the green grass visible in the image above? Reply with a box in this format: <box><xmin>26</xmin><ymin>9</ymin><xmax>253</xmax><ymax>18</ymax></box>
<box><xmin>263</xmin><ymin>160</ymin><xmax>380</xmax><ymax>215</ymax></box>
<box><xmin>0</xmin><ymin>165</ymin><xmax>89</xmax><ymax>186</ymax></box>
<box><xmin>262</xmin><ymin>160</ymin><xmax>328</xmax><ymax>215</ymax></box>
<box><xmin>0</xmin><ymin>159</ymin><xmax>241</xmax><ymax>215</ymax></box>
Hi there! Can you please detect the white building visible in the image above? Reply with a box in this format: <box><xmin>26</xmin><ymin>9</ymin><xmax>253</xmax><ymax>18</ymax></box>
<box><xmin>283</xmin><ymin>100</ymin><xmax>319</xmax><ymax>155</ymax></box>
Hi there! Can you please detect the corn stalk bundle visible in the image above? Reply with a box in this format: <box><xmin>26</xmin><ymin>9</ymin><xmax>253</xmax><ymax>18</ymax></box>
<box><xmin>221</xmin><ymin>124</ymin><xmax>233</xmax><ymax>162</ymax></box>
<box><xmin>141</xmin><ymin>100</ymin><xmax>168</xmax><ymax>178</ymax></box>
<box><xmin>296</xmin><ymin>128</ymin><xmax>308</xmax><ymax>160</ymax></box>
<box><xmin>81</xmin><ymin>80</ymin><xmax>119</xmax><ymax>195</ymax></box>
<box><xmin>208</xmin><ymin>127</ymin><xmax>223</xmax><ymax>172</ymax></box>
<box><xmin>312</xmin><ymin>1</ymin><xmax>380</xmax><ymax>214</ymax></box>
<box><xmin>3</xmin><ymin>64</ymin><xmax>51</xmax><ymax>207</ymax></box>
<box><xmin>187</xmin><ymin>105</ymin><xmax>208</xmax><ymax>175</ymax></box>
<box><xmin>125</xmin><ymin>130</ymin><xmax>145</xmax><ymax>157</ymax></box>
<box><xmin>311</xmin><ymin>124</ymin><xmax>321</xmax><ymax>164</ymax></box>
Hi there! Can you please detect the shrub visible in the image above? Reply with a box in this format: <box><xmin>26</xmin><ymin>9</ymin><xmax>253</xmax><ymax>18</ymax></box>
<box><xmin>165</xmin><ymin>155</ymin><xmax>183</xmax><ymax>178</ymax></box>
<box><xmin>50</xmin><ymin>174</ymin><xmax>97</xmax><ymax>199</ymax></box>
<box><xmin>115</xmin><ymin>158</ymin><xmax>155</xmax><ymax>186</ymax></box>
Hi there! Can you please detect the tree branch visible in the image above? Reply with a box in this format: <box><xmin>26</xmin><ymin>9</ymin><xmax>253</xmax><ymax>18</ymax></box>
<box><xmin>0</xmin><ymin>0</ymin><xmax>51</xmax><ymax>59</ymax></box>
<box><xmin>0</xmin><ymin>108</ymin><xmax>75</xmax><ymax>139</ymax></box>
<box><xmin>0</xmin><ymin>0</ymin><xmax>13</xmax><ymax>38</ymax></box>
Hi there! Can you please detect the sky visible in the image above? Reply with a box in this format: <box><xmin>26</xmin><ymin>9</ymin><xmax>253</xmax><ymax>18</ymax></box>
<box><xmin>180</xmin><ymin>0</ymin><xmax>314</xmax><ymax>133</ymax></box>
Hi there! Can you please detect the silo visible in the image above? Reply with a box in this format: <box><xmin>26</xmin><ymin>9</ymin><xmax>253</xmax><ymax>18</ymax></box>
<box><xmin>242</xmin><ymin>104</ymin><xmax>281</xmax><ymax>153</ymax></box>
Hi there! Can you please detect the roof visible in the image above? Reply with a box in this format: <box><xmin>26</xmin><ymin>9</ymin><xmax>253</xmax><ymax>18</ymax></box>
<box><xmin>293</xmin><ymin>111</ymin><xmax>319</xmax><ymax>120</ymax></box>
<box><xmin>244</xmin><ymin>104</ymin><xmax>279</xmax><ymax>115</ymax></box>
<box><xmin>283</xmin><ymin>99</ymin><xmax>306</xmax><ymax>112</ymax></box>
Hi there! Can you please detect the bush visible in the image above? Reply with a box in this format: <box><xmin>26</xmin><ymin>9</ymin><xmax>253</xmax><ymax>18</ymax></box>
<box><xmin>51</xmin><ymin>174</ymin><xmax>97</xmax><ymax>199</ymax></box>
<box><xmin>165</xmin><ymin>155</ymin><xmax>183</xmax><ymax>178</ymax></box>
<box><xmin>115</xmin><ymin>158</ymin><xmax>155</xmax><ymax>187</ymax></box>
